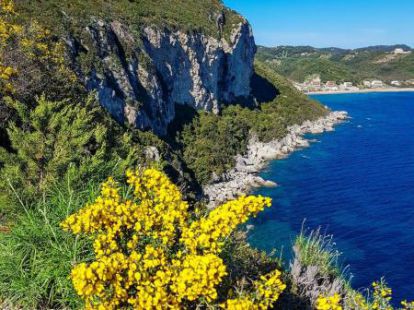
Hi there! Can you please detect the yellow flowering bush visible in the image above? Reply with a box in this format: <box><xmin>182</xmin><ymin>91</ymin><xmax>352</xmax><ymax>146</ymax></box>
<box><xmin>315</xmin><ymin>293</ymin><xmax>342</xmax><ymax>310</ymax></box>
<box><xmin>61</xmin><ymin>168</ymin><xmax>286</xmax><ymax>309</ymax></box>
<box><xmin>0</xmin><ymin>0</ymin><xmax>20</xmax><ymax>92</ymax></box>
<box><xmin>0</xmin><ymin>0</ymin><xmax>76</xmax><ymax>95</ymax></box>
<box><xmin>401</xmin><ymin>300</ymin><xmax>414</xmax><ymax>310</ymax></box>
<box><xmin>372</xmin><ymin>280</ymin><xmax>393</xmax><ymax>310</ymax></box>
<box><xmin>223</xmin><ymin>297</ymin><xmax>257</xmax><ymax>310</ymax></box>
<box><xmin>344</xmin><ymin>291</ymin><xmax>369</xmax><ymax>310</ymax></box>
<box><xmin>255</xmin><ymin>270</ymin><xmax>287</xmax><ymax>308</ymax></box>
<box><xmin>220</xmin><ymin>269</ymin><xmax>286</xmax><ymax>310</ymax></box>
<box><xmin>19</xmin><ymin>20</ymin><xmax>73</xmax><ymax>79</ymax></box>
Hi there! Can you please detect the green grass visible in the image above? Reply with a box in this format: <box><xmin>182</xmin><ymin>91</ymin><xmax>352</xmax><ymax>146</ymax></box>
<box><xmin>294</xmin><ymin>228</ymin><xmax>343</xmax><ymax>279</ymax></box>
<box><xmin>0</xmin><ymin>178</ymin><xmax>98</xmax><ymax>309</ymax></box>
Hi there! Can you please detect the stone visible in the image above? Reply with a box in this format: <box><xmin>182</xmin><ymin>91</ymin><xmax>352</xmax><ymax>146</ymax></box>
<box><xmin>144</xmin><ymin>146</ymin><xmax>161</xmax><ymax>162</ymax></box>
<box><xmin>204</xmin><ymin>111</ymin><xmax>349</xmax><ymax>208</ymax></box>
<box><xmin>68</xmin><ymin>19</ymin><xmax>256</xmax><ymax>136</ymax></box>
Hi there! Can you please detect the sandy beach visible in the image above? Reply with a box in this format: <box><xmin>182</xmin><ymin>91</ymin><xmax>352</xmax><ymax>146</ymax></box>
<box><xmin>307</xmin><ymin>87</ymin><xmax>414</xmax><ymax>95</ymax></box>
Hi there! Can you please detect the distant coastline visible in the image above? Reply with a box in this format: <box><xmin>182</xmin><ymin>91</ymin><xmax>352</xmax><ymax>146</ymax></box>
<box><xmin>307</xmin><ymin>87</ymin><xmax>414</xmax><ymax>95</ymax></box>
<box><xmin>204</xmin><ymin>111</ymin><xmax>349</xmax><ymax>207</ymax></box>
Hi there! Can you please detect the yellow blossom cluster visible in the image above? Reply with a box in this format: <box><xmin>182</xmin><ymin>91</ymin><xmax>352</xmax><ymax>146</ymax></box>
<box><xmin>0</xmin><ymin>0</ymin><xmax>15</xmax><ymax>14</ymax></box>
<box><xmin>0</xmin><ymin>0</ymin><xmax>76</xmax><ymax>94</ymax></box>
<box><xmin>19</xmin><ymin>21</ymin><xmax>66</xmax><ymax>65</ymax></box>
<box><xmin>181</xmin><ymin>195</ymin><xmax>272</xmax><ymax>254</ymax></box>
<box><xmin>345</xmin><ymin>291</ymin><xmax>369</xmax><ymax>310</ymax></box>
<box><xmin>402</xmin><ymin>300</ymin><xmax>414</xmax><ymax>310</ymax></box>
<box><xmin>0</xmin><ymin>0</ymin><xmax>20</xmax><ymax>92</ymax></box>
<box><xmin>315</xmin><ymin>293</ymin><xmax>343</xmax><ymax>310</ymax></box>
<box><xmin>170</xmin><ymin>254</ymin><xmax>227</xmax><ymax>302</ymax></box>
<box><xmin>255</xmin><ymin>270</ymin><xmax>287</xmax><ymax>309</ymax></box>
<box><xmin>62</xmin><ymin>168</ymin><xmax>285</xmax><ymax>309</ymax></box>
<box><xmin>223</xmin><ymin>297</ymin><xmax>257</xmax><ymax>310</ymax></box>
<box><xmin>372</xmin><ymin>280</ymin><xmax>393</xmax><ymax>310</ymax></box>
<box><xmin>220</xmin><ymin>269</ymin><xmax>286</xmax><ymax>310</ymax></box>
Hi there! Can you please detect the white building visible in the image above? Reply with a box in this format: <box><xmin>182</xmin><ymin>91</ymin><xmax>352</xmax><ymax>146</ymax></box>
<box><xmin>391</xmin><ymin>81</ymin><xmax>401</xmax><ymax>86</ymax></box>
<box><xmin>371</xmin><ymin>80</ymin><xmax>384</xmax><ymax>88</ymax></box>
<box><xmin>343</xmin><ymin>82</ymin><xmax>353</xmax><ymax>88</ymax></box>
<box><xmin>393</xmin><ymin>48</ymin><xmax>411</xmax><ymax>55</ymax></box>
<box><xmin>363</xmin><ymin>81</ymin><xmax>372</xmax><ymax>88</ymax></box>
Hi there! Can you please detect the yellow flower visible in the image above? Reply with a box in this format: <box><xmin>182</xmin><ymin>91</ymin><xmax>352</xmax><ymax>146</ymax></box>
<box><xmin>316</xmin><ymin>293</ymin><xmax>343</xmax><ymax>310</ymax></box>
<box><xmin>222</xmin><ymin>297</ymin><xmax>258</xmax><ymax>310</ymax></box>
<box><xmin>61</xmin><ymin>168</ymin><xmax>281</xmax><ymax>309</ymax></box>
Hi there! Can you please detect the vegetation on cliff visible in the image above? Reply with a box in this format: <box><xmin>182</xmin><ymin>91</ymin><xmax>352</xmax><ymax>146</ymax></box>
<box><xmin>179</xmin><ymin>62</ymin><xmax>327</xmax><ymax>184</ymax></box>
<box><xmin>2</xmin><ymin>1</ymin><xmax>413</xmax><ymax>309</ymax></box>
<box><xmin>13</xmin><ymin>0</ymin><xmax>242</xmax><ymax>40</ymax></box>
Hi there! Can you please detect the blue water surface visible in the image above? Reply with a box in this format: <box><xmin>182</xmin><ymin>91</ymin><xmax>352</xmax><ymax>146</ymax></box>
<box><xmin>248</xmin><ymin>92</ymin><xmax>414</xmax><ymax>302</ymax></box>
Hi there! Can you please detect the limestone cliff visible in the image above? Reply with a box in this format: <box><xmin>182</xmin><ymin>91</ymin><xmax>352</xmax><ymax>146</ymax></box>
<box><xmin>66</xmin><ymin>17</ymin><xmax>256</xmax><ymax>135</ymax></box>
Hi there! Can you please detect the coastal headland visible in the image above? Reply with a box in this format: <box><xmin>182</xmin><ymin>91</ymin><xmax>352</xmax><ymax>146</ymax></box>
<box><xmin>204</xmin><ymin>111</ymin><xmax>349</xmax><ymax>207</ymax></box>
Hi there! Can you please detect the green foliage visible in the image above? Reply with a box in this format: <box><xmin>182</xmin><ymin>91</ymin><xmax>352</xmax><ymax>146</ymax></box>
<box><xmin>180</xmin><ymin>105</ymin><xmax>251</xmax><ymax>184</ymax></box>
<box><xmin>294</xmin><ymin>229</ymin><xmax>342</xmax><ymax>278</ymax></box>
<box><xmin>221</xmin><ymin>231</ymin><xmax>282</xmax><ymax>285</ymax></box>
<box><xmin>179</xmin><ymin>62</ymin><xmax>327</xmax><ymax>184</ymax></box>
<box><xmin>0</xmin><ymin>179</ymin><xmax>96</xmax><ymax>309</ymax></box>
<box><xmin>252</xmin><ymin>62</ymin><xmax>328</xmax><ymax>142</ymax></box>
<box><xmin>0</xmin><ymin>95</ymin><xmax>164</xmax><ymax>209</ymax></box>
<box><xmin>14</xmin><ymin>0</ymin><xmax>241</xmax><ymax>40</ymax></box>
<box><xmin>257</xmin><ymin>45</ymin><xmax>414</xmax><ymax>83</ymax></box>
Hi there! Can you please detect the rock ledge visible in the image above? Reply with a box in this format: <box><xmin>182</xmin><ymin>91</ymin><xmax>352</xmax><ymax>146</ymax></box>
<box><xmin>204</xmin><ymin>111</ymin><xmax>349</xmax><ymax>208</ymax></box>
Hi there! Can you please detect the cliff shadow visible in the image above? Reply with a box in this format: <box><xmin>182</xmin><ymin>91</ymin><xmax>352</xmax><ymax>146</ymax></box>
<box><xmin>250</xmin><ymin>72</ymin><xmax>279</xmax><ymax>104</ymax></box>
<box><xmin>166</xmin><ymin>103</ymin><xmax>198</xmax><ymax>141</ymax></box>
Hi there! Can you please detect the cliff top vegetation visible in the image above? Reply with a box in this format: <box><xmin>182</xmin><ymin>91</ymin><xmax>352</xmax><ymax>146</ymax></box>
<box><xmin>14</xmin><ymin>0</ymin><xmax>243</xmax><ymax>39</ymax></box>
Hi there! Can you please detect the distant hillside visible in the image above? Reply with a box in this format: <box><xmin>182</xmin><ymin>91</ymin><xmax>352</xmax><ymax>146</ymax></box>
<box><xmin>256</xmin><ymin>45</ymin><xmax>414</xmax><ymax>84</ymax></box>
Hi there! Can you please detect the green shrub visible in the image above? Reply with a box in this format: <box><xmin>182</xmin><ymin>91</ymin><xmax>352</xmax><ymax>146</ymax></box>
<box><xmin>180</xmin><ymin>106</ymin><xmax>251</xmax><ymax>184</ymax></box>
<box><xmin>0</xmin><ymin>95</ymin><xmax>163</xmax><ymax>210</ymax></box>
<box><xmin>178</xmin><ymin>63</ymin><xmax>328</xmax><ymax>185</ymax></box>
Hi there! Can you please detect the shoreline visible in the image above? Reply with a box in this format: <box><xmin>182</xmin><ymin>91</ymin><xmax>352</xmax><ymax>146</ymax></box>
<box><xmin>306</xmin><ymin>87</ymin><xmax>414</xmax><ymax>95</ymax></box>
<box><xmin>204</xmin><ymin>111</ymin><xmax>349</xmax><ymax>208</ymax></box>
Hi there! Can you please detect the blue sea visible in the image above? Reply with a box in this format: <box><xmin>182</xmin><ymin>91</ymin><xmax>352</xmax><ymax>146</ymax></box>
<box><xmin>248</xmin><ymin>92</ymin><xmax>414</xmax><ymax>303</ymax></box>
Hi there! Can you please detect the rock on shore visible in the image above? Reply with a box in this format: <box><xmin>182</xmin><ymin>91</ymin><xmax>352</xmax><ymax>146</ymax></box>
<box><xmin>204</xmin><ymin>111</ymin><xmax>349</xmax><ymax>208</ymax></box>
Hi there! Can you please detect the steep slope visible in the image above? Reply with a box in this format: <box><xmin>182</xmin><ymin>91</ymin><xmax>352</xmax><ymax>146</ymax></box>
<box><xmin>1</xmin><ymin>0</ymin><xmax>329</xmax><ymax>191</ymax></box>
<box><xmin>14</xmin><ymin>0</ymin><xmax>256</xmax><ymax>135</ymax></box>
<box><xmin>257</xmin><ymin>45</ymin><xmax>414</xmax><ymax>83</ymax></box>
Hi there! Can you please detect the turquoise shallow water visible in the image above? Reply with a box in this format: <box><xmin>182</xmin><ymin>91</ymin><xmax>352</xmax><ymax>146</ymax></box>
<box><xmin>248</xmin><ymin>92</ymin><xmax>414</xmax><ymax>302</ymax></box>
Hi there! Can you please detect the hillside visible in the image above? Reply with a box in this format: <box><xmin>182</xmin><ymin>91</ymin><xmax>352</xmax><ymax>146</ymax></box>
<box><xmin>8</xmin><ymin>0</ymin><xmax>255</xmax><ymax>136</ymax></box>
<box><xmin>1</xmin><ymin>0</ymin><xmax>327</xmax><ymax>189</ymax></box>
<box><xmin>256</xmin><ymin>44</ymin><xmax>414</xmax><ymax>84</ymax></box>
<box><xmin>1</xmin><ymin>1</ymin><xmax>412</xmax><ymax>309</ymax></box>
<box><xmin>14</xmin><ymin>0</ymin><xmax>243</xmax><ymax>38</ymax></box>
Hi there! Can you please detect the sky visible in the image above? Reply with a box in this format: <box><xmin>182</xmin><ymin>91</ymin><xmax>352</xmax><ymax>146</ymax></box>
<box><xmin>223</xmin><ymin>0</ymin><xmax>414</xmax><ymax>49</ymax></box>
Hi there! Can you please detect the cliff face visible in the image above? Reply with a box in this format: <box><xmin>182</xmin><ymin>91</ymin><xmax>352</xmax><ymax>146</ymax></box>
<box><xmin>68</xmin><ymin>18</ymin><xmax>256</xmax><ymax>135</ymax></box>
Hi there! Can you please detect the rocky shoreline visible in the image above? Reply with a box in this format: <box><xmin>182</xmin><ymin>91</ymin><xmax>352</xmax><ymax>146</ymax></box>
<box><xmin>204</xmin><ymin>111</ymin><xmax>349</xmax><ymax>208</ymax></box>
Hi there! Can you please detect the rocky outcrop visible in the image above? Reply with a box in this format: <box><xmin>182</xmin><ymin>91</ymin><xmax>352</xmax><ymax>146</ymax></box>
<box><xmin>204</xmin><ymin>111</ymin><xmax>349</xmax><ymax>207</ymax></box>
<box><xmin>68</xmin><ymin>18</ymin><xmax>256</xmax><ymax>135</ymax></box>
<box><xmin>290</xmin><ymin>245</ymin><xmax>345</xmax><ymax>307</ymax></box>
